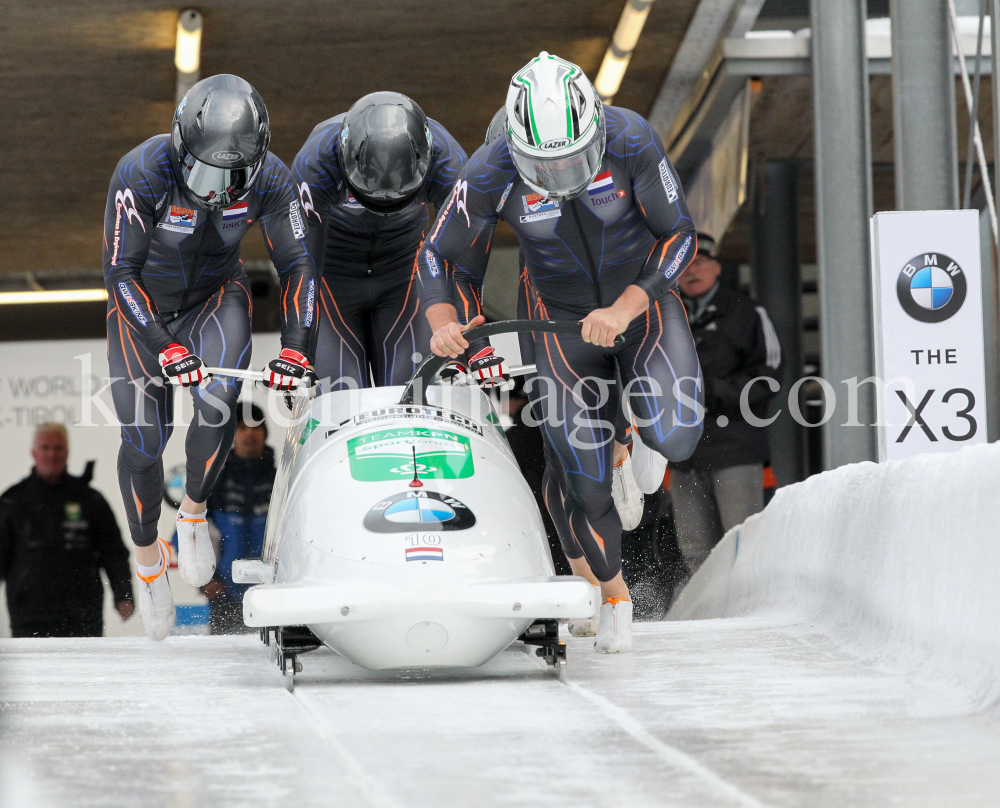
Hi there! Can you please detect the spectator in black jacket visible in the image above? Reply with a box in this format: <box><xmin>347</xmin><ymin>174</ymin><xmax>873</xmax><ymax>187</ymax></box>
<box><xmin>201</xmin><ymin>404</ymin><xmax>276</xmax><ymax>634</ymax></box>
<box><xmin>670</xmin><ymin>234</ymin><xmax>782</xmax><ymax>573</ymax></box>
<box><xmin>0</xmin><ymin>423</ymin><xmax>134</xmax><ymax>637</ymax></box>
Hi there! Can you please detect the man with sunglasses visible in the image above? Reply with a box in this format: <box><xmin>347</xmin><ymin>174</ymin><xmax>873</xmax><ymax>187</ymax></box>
<box><xmin>103</xmin><ymin>74</ymin><xmax>316</xmax><ymax>641</ymax></box>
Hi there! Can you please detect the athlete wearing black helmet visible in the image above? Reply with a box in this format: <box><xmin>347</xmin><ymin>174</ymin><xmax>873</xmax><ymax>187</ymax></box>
<box><xmin>103</xmin><ymin>74</ymin><xmax>317</xmax><ymax>641</ymax></box>
<box><xmin>291</xmin><ymin>92</ymin><xmax>500</xmax><ymax>391</ymax></box>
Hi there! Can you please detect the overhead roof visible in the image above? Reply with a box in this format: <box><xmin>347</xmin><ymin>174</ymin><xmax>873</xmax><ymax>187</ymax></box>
<box><xmin>3</xmin><ymin>0</ymin><xmax>700</xmax><ymax>275</ymax></box>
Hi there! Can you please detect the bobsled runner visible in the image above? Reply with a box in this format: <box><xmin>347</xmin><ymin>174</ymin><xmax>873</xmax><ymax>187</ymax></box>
<box><xmin>223</xmin><ymin>321</ymin><xmax>601</xmax><ymax>690</ymax></box>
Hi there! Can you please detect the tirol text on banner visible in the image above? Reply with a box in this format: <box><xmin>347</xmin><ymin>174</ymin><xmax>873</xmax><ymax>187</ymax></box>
<box><xmin>870</xmin><ymin>210</ymin><xmax>987</xmax><ymax>462</ymax></box>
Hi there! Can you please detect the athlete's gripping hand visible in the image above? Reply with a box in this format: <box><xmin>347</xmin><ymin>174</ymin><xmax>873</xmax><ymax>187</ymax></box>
<box><xmin>468</xmin><ymin>347</ymin><xmax>512</xmax><ymax>390</ymax></box>
<box><xmin>264</xmin><ymin>349</ymin><xmax>315</xmax><ymax>392</ymax></box>
<box><xmin>158</xmin><ymin>343</ymin><xmax>204</xmax><ymax>387</ymax></box>
<box><xmin>581</xmin><ymin>287</ymin><xmax>651</xmax><ymax>348</ymax></box>
<box><xmin>428</xmin><ymin>306</ymin><xmax>485</xmax><ymax>358</ymax></box>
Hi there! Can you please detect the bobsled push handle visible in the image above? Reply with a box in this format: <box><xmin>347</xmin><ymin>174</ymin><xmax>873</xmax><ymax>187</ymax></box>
<box><xmin>399</xmin><ymin>319</ymin><xmax>624</xmax><ymax>405</ymax></box>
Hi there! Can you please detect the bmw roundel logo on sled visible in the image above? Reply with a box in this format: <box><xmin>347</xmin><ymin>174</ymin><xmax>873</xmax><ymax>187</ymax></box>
<box><xmin>364</xmin><ymin>491</ymin><xmax>477</xmax><ymax>533</ymax></box>
<box><xmin>896</xmin><ymin>253</ymin><xmax>967</xmax><ymax>323</ymax></box>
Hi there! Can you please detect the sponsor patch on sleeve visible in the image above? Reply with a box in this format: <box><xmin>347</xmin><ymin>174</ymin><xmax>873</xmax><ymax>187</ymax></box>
<box><xmin>658</xmin><ymin>157</ymin><xmax>679</xmax><ymax>204</ymax></box>
<box><xmin>288</xmin><ymin>200</ymin><xmax>306</xmax><ymax>239</ymax></box>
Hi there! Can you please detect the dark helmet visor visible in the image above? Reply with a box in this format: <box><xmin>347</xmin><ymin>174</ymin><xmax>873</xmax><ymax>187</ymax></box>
<box><xmin>175</xmin><ymin>137</ymin><xmax>264</xmax><ymax>210</ymax></box>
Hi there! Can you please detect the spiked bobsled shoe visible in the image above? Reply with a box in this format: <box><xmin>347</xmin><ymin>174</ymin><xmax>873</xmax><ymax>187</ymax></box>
<box><xmin>630</xmin><ymin>433</ymin><xmax>667</xmax><ymax>495</ymax></box>
<box><xmin>176</xmin><ymin>511</ymin><xmax>216</xmax><ymax>586</ymax></box>
<box><xmin>612</xmin><ymin>454</ymin><xmax>644</xmax><ymax>531</ymax></box>
<box><xmin>137</xmin><ymin>538</ymin><xmax>176</xmax><ymax>641</ymax></box>
<box><xmin>595</xmin><ymin>598</ymin><xmax>633</xmax><ymax>654</ymax></box>
<box><xmin>567</xmin><ymin>585</ymin><xmax>602</xmax><ymax>636</ymax></box>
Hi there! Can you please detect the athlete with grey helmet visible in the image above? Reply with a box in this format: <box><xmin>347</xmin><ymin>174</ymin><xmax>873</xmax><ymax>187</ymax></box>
<box><xmin>103</xmin><ymin>74</ymin><xmax>317</xmax><ymax>641</ymax></box>
<box><xmin>421</xmin><ymin>53</ymin><xmax>703</xmax><ymax>653</ymax></box>
<box><xmin>291</xmin><ymin>92</ymin><xmax>502</xmax><ymax>392</ymax></box>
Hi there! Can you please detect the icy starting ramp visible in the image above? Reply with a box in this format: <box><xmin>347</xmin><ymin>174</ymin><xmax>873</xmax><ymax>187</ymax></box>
<box><xmin>4</xmin><ymin>446</ymin><xmax>1000</xmax><ymax>808</ymax></box>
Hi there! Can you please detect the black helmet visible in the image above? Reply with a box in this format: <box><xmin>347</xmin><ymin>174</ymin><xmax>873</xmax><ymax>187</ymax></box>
<box><xmin>171</xmin><ymin>74</ymin><xmax>270</xmax><ymax>210</ymax></box>
<box><xmin>484</xmin><ymin>106</ymin><xmax>507</xmax><ymax>145</ymax></box>
<box><xmin>339</xmin><ymin>92</ymin><xmax>432</xmax><ymax>214</ymax></box>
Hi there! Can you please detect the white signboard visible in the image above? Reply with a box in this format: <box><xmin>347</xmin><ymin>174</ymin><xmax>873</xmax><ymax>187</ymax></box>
<box><xmin>871</xmin><ymin>210</ymin><xmax>988</xmax><ymax>461</ymax></box>
<box><xmin>0</xmin><ymin>333</ymin><xmax>282</xmax><ymax>636</ymax></box>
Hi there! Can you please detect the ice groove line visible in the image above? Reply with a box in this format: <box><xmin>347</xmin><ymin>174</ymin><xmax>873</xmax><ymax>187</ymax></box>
<box><xmin>564</xmin><ymin>681</ymin><xmax>770</xmax><ymax>808</ymax></box>
<box><xmin>292</xmin><ymin>687</ymin><xmax>408</xmax><ymax>808</ymax></box>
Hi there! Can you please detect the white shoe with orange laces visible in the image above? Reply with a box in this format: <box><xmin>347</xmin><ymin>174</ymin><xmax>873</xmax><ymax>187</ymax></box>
<box><xmin>611</xmin><ymin>453</ymin><xmax>644</xmax><ymax>531</ymax></box>
<box><xmin>595</xmin><ymin>598</ymin><xmax>633</xmax><ymax>654</ymax></box>
<box><xmin>176</xmin><ymin>510</ymin><xmax>216</xmax><ymax>586</ymax></box>
<box><xmin>137</xmin><ymin>538</ymin><xmax>176</xmax><ymax>641</ymax></box>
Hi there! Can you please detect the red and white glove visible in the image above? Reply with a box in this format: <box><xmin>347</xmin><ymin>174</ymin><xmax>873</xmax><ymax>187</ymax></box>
<box><xmin>263</xmin><ymin>348</ymin><xmax>313</xmax><ymax>391</ymax></box>
<box><xmin>468</xmin><ymin>347</ymin><xmax>512</xmax><ymax>390</ymax></box>
<box><xmin>158</xmin><ymin>343</ymin><xmax>204</xmax><ymax>387</ymax></box>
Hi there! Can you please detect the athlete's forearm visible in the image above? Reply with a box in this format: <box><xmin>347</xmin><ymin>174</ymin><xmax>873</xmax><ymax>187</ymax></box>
<box><xmin>610</xmin><ymin>285</ymin><xmax>650</xmax><ymax>323</ymax></box>
<box><xmin>634</xmin><ymin>228</ymin><xmax>697</xmax><ymax>300</ymax></box>
<box><xmin>426</xmin><ymin>302</ymin><xmax>459</xmax><ymax>333</ymax></box>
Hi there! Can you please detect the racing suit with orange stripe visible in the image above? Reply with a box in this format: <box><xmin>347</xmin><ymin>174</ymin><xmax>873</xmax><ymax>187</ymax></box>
<box><xmin>102</xmin><ymin>135</ymin><xmax>316</xmax><ymax>547</ymax></box>
<box><xmin>418</xmin><ymin>106</ymin><xmax>703</xmax><ymax>581</ymax></box>
<box><xmin>291</xmin><ymin>115</ymin><xmax>489</xmax><ymax>390</ymax></box>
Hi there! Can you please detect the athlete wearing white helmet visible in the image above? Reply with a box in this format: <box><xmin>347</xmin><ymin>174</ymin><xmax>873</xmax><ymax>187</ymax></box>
<box><xmin>421</xmin><ymin>53</ymin><xmax>703</xmax><ymax>653</ymax></box>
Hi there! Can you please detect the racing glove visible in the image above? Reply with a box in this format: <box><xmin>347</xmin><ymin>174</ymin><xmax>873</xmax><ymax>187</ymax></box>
<box><xmin>158</xmin><ymin>343</ymin><xmax>204</xmax><ymax>387</ymax></box>
<box><xmin>264</xmin><ymin>348</ymin><xmax>314</xmax><ymax>392</ymax></box>
<box><xmin>468</xmin><ymin>347</ymin><xmax>512</xmax><ymax>391</ymax></box>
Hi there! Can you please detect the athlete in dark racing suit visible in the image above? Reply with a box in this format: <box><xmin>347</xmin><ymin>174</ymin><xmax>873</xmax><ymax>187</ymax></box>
<box><xmin>422</xmin><ymin>53</ymin><xmax>703</xmax><ymax>653</ymax></box>
<box><xmin>291</xmin><ymin>92</ymin><xmax>497</xmax><ymax>391</ymax></box>
<box><xmin>103</xmin><ymin>75</ymin><xmax>316</xmax><ymax>640</ymax></box>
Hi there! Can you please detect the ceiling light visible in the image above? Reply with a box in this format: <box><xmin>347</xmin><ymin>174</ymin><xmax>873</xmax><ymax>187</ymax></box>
<box><xmin>0</xmin><ymin>289</ymin><xmax>109</xmax><ymax>305</ymax></box>
<box><xmin>175</xmin><ymin>9</ymin><xmax>203</xmax><ymax>74</ymax></box>
<box><xmin>595</xmin><ymin>0</ymin><xmax>654</xmax><ymax>104</ymax></box>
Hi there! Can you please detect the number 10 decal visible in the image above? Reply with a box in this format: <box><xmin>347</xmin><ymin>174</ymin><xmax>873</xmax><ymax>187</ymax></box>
<box><xmin>895</xmin><ymin>388</ymin><xmax>977</xmax><ymax>443</ymax></box>
<box><xmin>405</xmin><ymin>533</ymin><xmax>441</xmax><ymax>545</ymax></box>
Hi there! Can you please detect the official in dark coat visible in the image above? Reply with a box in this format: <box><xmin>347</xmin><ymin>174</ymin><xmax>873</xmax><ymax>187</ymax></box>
<box><xmin>669</xmin><ymin>234</ymin><xmax>782</xmax><ymax>573</ymax></box>
<box><xmin>0</xmin><ymin>423</ymin><xmax>134</xmax><ymax>637</ymax></box>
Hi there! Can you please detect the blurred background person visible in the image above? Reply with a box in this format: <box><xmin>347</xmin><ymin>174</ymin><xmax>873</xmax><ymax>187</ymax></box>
<box><xmin>670</xmin><ymin>234</ymin><xmax>782</xmax><ymax>575</ymax></box>
<box><xmin>0</xmin><ymin>423</ymin><xmax>134</xmax><ymax>637</ymax></box>
<box><xmin>200</xmin><ymin>404</ymin><xmax>275</xmax><ymax>634</ymax></box>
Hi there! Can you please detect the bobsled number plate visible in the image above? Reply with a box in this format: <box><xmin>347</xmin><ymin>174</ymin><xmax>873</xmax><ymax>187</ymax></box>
<box><xmin>347</xmin><ymin>427</ymin><xmax>474</xmax><ymax>482</ymax></box>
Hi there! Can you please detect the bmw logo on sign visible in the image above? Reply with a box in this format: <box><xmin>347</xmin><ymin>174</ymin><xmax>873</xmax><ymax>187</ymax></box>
<box><xmin>896</xmin><ymin>253</ymin><xmax>967</xmax><ymax>323</ymax></box>
<box><xmin>364</xmin><ymin>491</ymin><xmax>476</xmax><ymax>533</ymax></box>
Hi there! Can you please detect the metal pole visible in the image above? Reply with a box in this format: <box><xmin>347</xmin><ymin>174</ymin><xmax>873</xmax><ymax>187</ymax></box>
<box><xmin>889</xmin><ymin>0</ymin><xmax>959</xmax><ymax>210</ymax></box>
<box><xmin>961</xmin><ymin>0</ymin><xmax>987</xmax><ymax>210</ymax></box>
<box><xmin>753</xmin><ymin>161</ymin><xmax>804</xmax><ymax>485</ymax></box>
<box><xmin>811</xmin><ymin>0</ymin><xmax>877</xmax><ymax>468</ymax></box>
<box><xmin>994</xmin><ymin>0</ymin><xmax>1000</xmax><ymax>221</ymax></box>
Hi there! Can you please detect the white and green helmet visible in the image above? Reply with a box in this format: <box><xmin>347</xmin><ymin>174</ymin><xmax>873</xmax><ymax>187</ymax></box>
<box><xmin>505</xmin><ymin>51</ymin><xmax>606</xmax><ymax>201</ymax></box>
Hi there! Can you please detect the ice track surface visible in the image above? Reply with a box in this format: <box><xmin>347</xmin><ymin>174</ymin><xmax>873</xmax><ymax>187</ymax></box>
<box><xmin>2</xmin><ymin>624</ymin><xmax>999</xmax><ymax>808</ymax></box>
<box><xmin>6</xmin><ymin>444</ymin><xmax>1000</xmax><ymax>807</ymax></box>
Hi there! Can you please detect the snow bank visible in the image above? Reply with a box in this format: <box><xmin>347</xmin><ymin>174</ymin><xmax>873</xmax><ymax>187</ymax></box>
<box><xmin>668</xmin><ymin>443</ymin><xmax>1000</xmax><ymax>708</ymax></box>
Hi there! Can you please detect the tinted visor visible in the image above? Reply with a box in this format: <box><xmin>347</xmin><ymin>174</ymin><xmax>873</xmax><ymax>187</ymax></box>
<box><xmin>177</xmin><ymin>142</ymin><xmax>264</xmax><ymax>209</ymax></box>
<box><xmin>509</xmin><ymin>130</ymin><xmax>605</xmax><ymax>202</ymax></box>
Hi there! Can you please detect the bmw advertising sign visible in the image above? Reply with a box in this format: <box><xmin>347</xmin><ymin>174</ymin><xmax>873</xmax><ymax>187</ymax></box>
<box><xmin>871</xmin><ymin>210</ymin><xmax>987</xmax><ymax>462</ymax></box>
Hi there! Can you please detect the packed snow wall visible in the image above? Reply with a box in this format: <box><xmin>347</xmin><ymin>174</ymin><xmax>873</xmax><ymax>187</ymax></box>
<box><xmin>668</xmin><ymin>443</ymin><xmax>1000</xmax><ymax>709</ymax></box>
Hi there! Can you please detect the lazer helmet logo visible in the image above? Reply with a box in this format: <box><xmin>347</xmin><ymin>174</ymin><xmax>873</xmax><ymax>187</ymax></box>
<box><xmin>117</xmin><ymin>282</ymin><xmax>147</xmax><ymax>326</ymax></box>
<box><xmin>212</xmin><ymin>151</ymin><xmax>242</xmax><ymax>162</ymax></box>
<box><xmin>896</xmin><ymin>253</ymin><xmax>967</xmax><ymax>323</ymax></box>
<box><xmin>540</xmin><ymin>138</ymin><xmax>571</xmax><ymax>150</ymax></box>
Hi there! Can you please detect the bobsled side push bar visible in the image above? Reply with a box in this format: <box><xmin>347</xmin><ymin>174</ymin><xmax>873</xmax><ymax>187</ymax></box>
<box><xmin>398</xmin><ymin>319</ymin><xmax>624</xmax><ymax>406</ymax></box>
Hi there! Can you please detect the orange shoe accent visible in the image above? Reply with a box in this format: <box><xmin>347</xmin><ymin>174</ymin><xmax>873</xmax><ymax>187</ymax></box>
<box><xmin>137</xmin><ymin>539</ymin><xmax>170</xmax><ymax>584</ymax></box>
<box><xmin>614</xmin><ymin>458</ymin><xmax>626</xmax><ymax>468</ymax></box>
<box><xmin>178</xmin><ymin>517</ymin><xmax>206</xmax><ymax>523</ymax></box>
<box><xmin>603</xmin><ymin>596</ymin><xmax>631</xmax><ymax>605</ymax></box>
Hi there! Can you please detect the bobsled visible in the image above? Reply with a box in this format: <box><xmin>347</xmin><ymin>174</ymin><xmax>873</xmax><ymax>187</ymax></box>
<box><xmin>226</xmin><ymin>321</ymin><xmax>599</xmax><ymax>689</ymax></box>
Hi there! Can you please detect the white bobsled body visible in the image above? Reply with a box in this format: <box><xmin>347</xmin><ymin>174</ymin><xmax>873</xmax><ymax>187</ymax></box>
<box><xmin>241</xmin><ymin>384</ymin><xmax>596</xmax><ymax>670</ymax></box>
